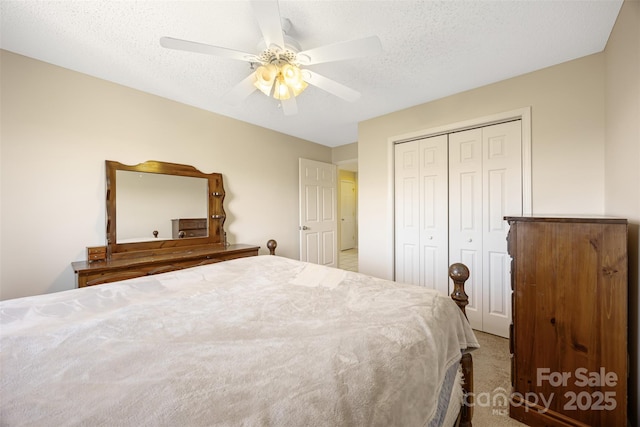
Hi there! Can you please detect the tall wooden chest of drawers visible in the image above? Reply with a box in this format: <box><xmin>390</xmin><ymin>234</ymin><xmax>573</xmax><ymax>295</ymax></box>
<box><xmin>505</xmin><ymin>216</ymin><xmax>628</xmax><ymax>426</ymax></box>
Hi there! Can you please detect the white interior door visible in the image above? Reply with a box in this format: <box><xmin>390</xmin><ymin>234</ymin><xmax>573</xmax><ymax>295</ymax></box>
<box><xmin>340</xmin><ymin>180</ymin><xmax>356</xmax><ymax>250</ymax></box>
<box><xmin>418</xmin><ymin>135</ymin><xmax>449</xmax><ymax>295</ymax></box>
<box><xmin>394</xmin><ymin>141</ymin><xmax>420</xmax><ymax>285</ymax></box>
<box><xmin>449</xmin><ymin>121</ymin><xmax>522</xmax><ymax>337</ymax></box>
<box><xmin>449</xmin><ymin>128</ymin><xmax>484</xmax><ymax>330</ymax></box>
<box><xmin>299</xmin><ymin>158</ymin><xmax>338</xmax><ymax>267</ymax></box>
<box><xmin>481</xmin><ymin>121</ymin><xmax>522</xmax><ymax>337</ymax></box>
<box><xmin>394</xmin><ymin>135</ymin><xmax>448</xmax><ymax>294</ymax></box>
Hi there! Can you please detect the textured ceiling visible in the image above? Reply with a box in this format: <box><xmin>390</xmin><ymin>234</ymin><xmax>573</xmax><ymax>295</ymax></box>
<box><xmin>0</xmin><ymin>1</ymin><xmax>623</xmax><ymax>147</ymax></box>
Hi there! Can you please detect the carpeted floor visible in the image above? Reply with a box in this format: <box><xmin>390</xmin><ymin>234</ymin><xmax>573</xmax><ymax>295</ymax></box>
<box><xmin>471</xmin><ymin>330</ymin><xmax>527</xmax><ymax>426</ymax></box>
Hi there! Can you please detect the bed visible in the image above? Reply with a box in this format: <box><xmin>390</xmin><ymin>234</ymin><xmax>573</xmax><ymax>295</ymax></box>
<box><xmin>1</xmin><ymin>254</ymin><xmax>478</xmax><ymax>426</ymax></box>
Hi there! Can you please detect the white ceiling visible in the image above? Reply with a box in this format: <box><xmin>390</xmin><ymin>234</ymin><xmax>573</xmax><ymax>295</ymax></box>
<box><xmin>0</xmin><ymin>1</ymin><xmax>623</xmax><ymax>147</ymax></box>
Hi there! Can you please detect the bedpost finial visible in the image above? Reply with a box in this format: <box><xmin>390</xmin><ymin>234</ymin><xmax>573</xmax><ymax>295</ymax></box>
<box><xmin>449</xmin><ymin>263</ymin><xmax>469</xmax><ymax>282</ymax></box>
<box><xmin>267</xmin><ymin>239</ymin><xmax>277</xmax><ymax>255</ymax></box>
<box><xmin>449</xmin><ymin>263</ymin><xmax>470</xmax><ymax>318</ymax></box>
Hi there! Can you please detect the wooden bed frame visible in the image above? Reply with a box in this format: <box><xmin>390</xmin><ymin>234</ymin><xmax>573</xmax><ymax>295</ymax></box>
<box><xmin>449</xmin><ymin>262</ymin><xmax>474</xmax><ymax>427</ymax></box>
<box><xmin>268</xmin><ymin>240</ymin><xmax>474</xmax><ymax>427</ymax></box>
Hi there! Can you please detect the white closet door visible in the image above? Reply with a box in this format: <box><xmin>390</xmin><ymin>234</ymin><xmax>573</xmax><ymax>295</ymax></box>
<box><xmin>481</xmin><ymin>121</ymin><xmax>522</xmax><ymax>337</ymax></box>
<box><xmin>418</xmin><ymin>135</ymin><xmax>449</xmax><ymax>294</ymax></box>
<box><xmin>394</xmin><ymin>136</ymin><xmax>448</xmax><ymax>293</ymax></box>
<box><xmin>394</xmin><ymin>141</ymin><xmax>420</xmax><ymax>285</ymax></box>
<box><xmin>394</xmin><ymin>120</ymin><xmax>522</xmax><ymax>337</ymax></box>
<box><xmin>449</xmin><ymin>121</ymin><xmax>522</xmax><ymax>337</ymax></box>
<box><xmin>449</xmin><ymin>128</ymin><xmax>484</xmax><ymax>330</ymax></box>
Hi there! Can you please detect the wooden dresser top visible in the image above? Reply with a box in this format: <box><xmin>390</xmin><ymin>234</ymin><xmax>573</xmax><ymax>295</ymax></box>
<box><xmin>72</xmin><ymin>244</ymin><xmax>259</xmax><ymax>274</ymax></box>
<box><xmin>504</xmin><ymin>215</ymin><xmax>627</xmax><ymax>224</ymax></box>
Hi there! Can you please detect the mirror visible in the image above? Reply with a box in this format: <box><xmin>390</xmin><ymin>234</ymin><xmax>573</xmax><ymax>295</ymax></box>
<box><xmin>106</xmin><ymin>160</ymin><xmax>226</xmax><ymax>259</ymax></box>
<box><xmin>116</xmin><ymin>170</ymin><xmax>208</xmax><ymax>242</ymax></box>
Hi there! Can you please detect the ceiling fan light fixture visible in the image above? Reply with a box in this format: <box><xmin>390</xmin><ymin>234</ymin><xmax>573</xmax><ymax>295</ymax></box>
<box><xmin>281</xmin><ymin>63</ymin><xmax>308</xmax><ymax>96</ymax></box>
<box><xmin>254</xmin><ymin>62</ymin><xmax>307</xmax><ymax>100</ymax></box>
<box><xmin>254</xmin><ymin>63</ymin><xmax>277</xmax><ymax>96</ymax></box>
<box><xmin>160</xmin><ymin>2</ymin><xmax>382</xmax><ymax>114</ymax></box>
<box><xmin>273</xmin><ymin>78</ymin><xmax>291</xmax><ymax>100</ymax></box>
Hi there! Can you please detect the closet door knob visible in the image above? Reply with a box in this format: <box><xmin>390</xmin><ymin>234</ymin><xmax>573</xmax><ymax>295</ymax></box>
<box><xmin>468</xmin><ymin>238</ymin><xmax>473</xmax><ymax>243</ymax></box>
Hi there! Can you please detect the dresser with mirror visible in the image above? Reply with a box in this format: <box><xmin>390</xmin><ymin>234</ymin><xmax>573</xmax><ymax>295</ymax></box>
<box><xmin>72</xmin><ymin>160</ymin><xmax>261</xmax><ymax>287</ymax></box>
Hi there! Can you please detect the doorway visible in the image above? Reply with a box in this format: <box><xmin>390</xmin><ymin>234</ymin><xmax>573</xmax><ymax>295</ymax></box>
<box><xmin>338</xmin><ymin>166</ymin><xmax>358</xmax><ymax>271</ymax></box>
<box><xmin>340</xmin><ymin>180</ymin><xmax>356</xmax><ymax>250</ymax></box>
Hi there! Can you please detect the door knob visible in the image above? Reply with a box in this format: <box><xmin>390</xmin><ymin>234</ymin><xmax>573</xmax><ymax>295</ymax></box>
<box><xmin>300</xmin><ymin>226</ymin><xmax>310</xmax><ymax>230</ymax></box>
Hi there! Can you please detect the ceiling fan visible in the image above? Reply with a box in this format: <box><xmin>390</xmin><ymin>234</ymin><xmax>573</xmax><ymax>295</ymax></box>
<box><xmin>160</xmin><ymin>0</ymin><xmax>382</xmax><ymax>115</ymax></box>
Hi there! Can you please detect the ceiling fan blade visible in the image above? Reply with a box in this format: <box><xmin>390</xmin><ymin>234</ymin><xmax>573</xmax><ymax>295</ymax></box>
<box><xmin>250</xmin><ymin>0</ymin><xmax>285</xmax><ymax>49</ymax></box>
<box><xmin>296</xmin><ymin>36</ymin><xmax>382</xmax><ymax>65</ymax></box>
<box><xmin>223</xmin><ymin>73</ymin><xmax>258</xmax><ymax>106</ymax></box>
<box><xmin>280</xmin><ymin>92</ymin><xmax>298</xmax><ymax>116</ymax></box>
<box><xmin>160</xmin><ymin>37</ymin><xmax>258</xmax><ymax>62</ymax></box>
<box><xmin>302</xmin><ymin>70</ymin><xmax>361</xmax><ymax>103</ymax></box>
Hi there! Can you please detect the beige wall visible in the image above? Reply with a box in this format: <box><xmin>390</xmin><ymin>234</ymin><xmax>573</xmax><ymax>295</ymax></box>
<box><xmin>0</xmin><ymin>50</ymin><xmax>331</xmax><ymax>300</ymax></box>
<box><xmin>604</xmin><ymin>0</ymin><xmax>640</xmax><ymax>423</ymax></box>
<box><xmin>332</xmin><ymin>142</ymin><xmax>357</xmax><ymax>164</ymax></box>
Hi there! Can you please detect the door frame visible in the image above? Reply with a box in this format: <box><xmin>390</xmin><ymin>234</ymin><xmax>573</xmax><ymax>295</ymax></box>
<box><xmin>389</xmin><ymin>107</ymin><xmax>533</xmax><ymax>277</ymax></box>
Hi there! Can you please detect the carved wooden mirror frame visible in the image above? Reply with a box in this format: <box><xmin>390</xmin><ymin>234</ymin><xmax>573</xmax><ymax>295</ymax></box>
<box><xmin>105</xmin><ymin>160</ymin><xmax>225</xmax><ymax>260</ymax></box>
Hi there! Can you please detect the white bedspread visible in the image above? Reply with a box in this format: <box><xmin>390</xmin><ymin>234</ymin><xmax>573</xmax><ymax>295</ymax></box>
<box><xmin>1</xmin><ymin>255</ymin><xmax>478</xmax><ymax>426</ymax></box>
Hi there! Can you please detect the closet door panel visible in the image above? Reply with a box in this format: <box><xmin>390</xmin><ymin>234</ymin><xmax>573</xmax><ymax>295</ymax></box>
<box><xmin>486</xmin><ymin>250</ymin><xmax>510</xmax><ymax>328</ymax></box>
<box><xmin>420</xmin><ymin>174</ymin><xmax>441</xmax><ymax>291</ymax></box>
<box><xmin>394</xmin><ymin>141</ymin><xmax>420</xmax><ymax>285</ymax></box>
<box><xmin>419</xmin><ymin>135</ymin><xmax>448</xmax><ymax>294</ymax></box>
<box><xmin>482</xmin><ymin>121</ymin><xmax>522</xmax><ymax>337</ymax></box>
<box><xmin>457</xmin><ymin>248</ymin><xmax>481</xmax><ymax>323</ymax></box>
<box><xmin>449</xmin><ymin>128</ymin><xmax>483</xmax><ymax>329</ymax></box>
<box><xmin>421</xmin><ymin>247</ymin><xmax>439</xmax><ymax>290</ymax></box>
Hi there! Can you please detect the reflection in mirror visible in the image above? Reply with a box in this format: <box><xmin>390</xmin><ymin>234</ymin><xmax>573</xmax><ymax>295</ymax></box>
<box><xmin>116</xmin><ymin>171</ymin><xmax>208</xmax><ymax>243</ymax></box>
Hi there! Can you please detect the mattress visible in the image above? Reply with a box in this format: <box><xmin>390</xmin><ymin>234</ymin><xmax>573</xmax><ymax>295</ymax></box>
<box><xmin>1</xmin><ymin>255</ymin><xmax>479</xmax><ymax>426</ymax></box>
